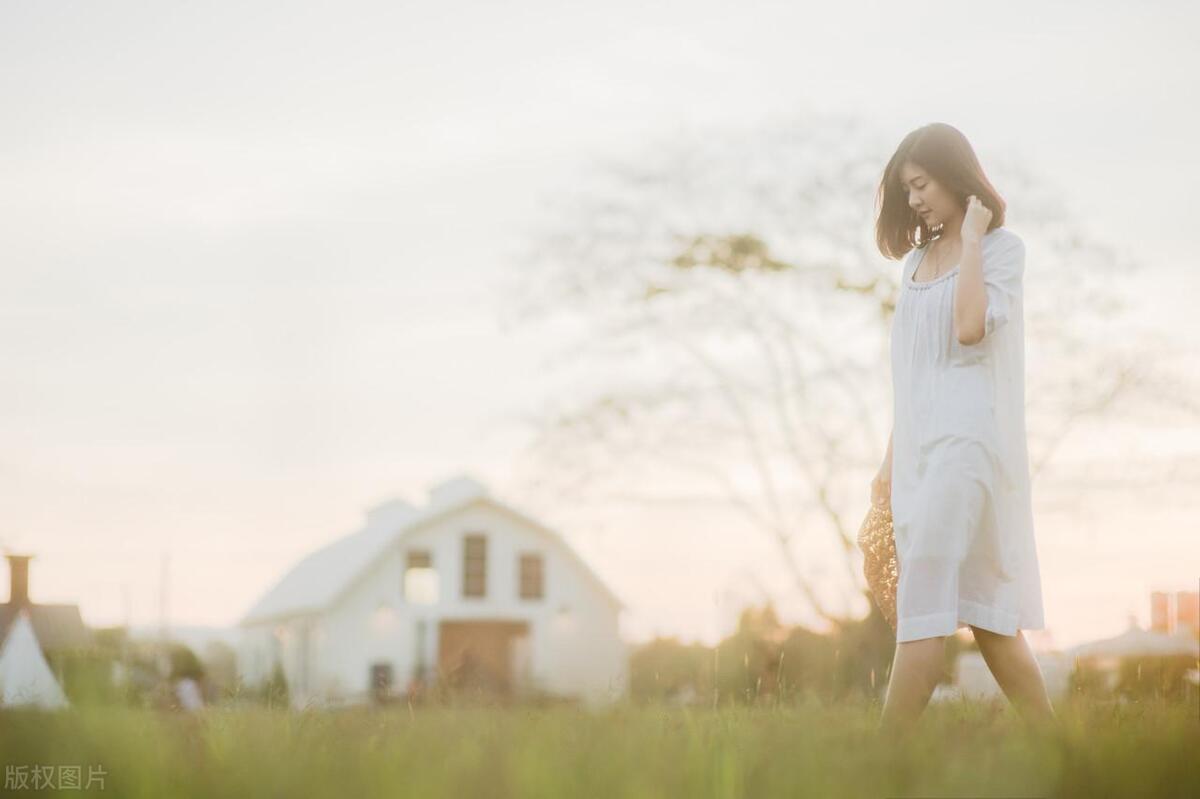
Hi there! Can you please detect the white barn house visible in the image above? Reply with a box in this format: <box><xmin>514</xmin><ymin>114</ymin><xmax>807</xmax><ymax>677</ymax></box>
<box><xmin>237</xmin><ymin>475</ymin><xmax>629</xmax><ymax>707</ymax></box>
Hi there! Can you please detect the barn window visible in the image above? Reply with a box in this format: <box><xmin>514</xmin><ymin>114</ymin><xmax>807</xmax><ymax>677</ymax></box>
<box><xmin>369</xmin><ymin>661</ymin><xmax>394</xmax><ymax>704</ymax></box>
<box><xmin>462</xmin><ymin>534</ymin><xmax>487</xmax><ymax>598</ymax></box>
<box><xmin>404</xmin><ymin>550</ymin><xmax>438</xmax><ymax>604</ymax></box>
<box><xmin>518</xmin><ymin>552</ymin><xmax>544</xmax><ymax>600</ymax></box>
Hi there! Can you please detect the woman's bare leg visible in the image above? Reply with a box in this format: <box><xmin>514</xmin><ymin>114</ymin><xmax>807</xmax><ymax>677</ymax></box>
<box><xmin>970</xmin><ymin>625</ymin><xmax>1059</xmax><ymax>732</ymax></box>
<box><xmin>877</xmin><ymin>635</ymin><xmax>947</xmax><ymax>733</ymax></box>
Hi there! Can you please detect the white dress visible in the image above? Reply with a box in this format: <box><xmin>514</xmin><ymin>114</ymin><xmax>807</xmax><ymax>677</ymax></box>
<box><xmin>889</xmin><ymin>226</ymin><xmax>1045</xmax><ymax>643</ymax></box>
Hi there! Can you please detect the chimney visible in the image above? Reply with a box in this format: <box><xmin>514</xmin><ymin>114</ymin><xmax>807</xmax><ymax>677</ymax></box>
<box><xmin>6</xmin><ymin>554</ymin><xmax>33</xmax><ymax>608</ymax></box>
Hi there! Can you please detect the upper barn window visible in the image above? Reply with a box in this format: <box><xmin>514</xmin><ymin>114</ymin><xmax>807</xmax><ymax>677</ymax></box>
<box><xmin>518</xmin><ymin>552</ymin><xmax>544</xmax><ymax>600</ymax></box>
<box><xmin>462</xmin><ymin>534</ymin><xmax>487</xmax><ymax>598</ymax></box>
<box><xmin>404</xmin><ymin>549</ymin><xmax>438</xmax><ymax>604</ymax></box>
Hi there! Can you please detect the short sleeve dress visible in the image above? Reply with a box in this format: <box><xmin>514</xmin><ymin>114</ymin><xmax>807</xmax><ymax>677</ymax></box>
<box><xmin>888</xmin><ymin>226</ymin><xmax>1045</xmax><ymax>643</ymax></box>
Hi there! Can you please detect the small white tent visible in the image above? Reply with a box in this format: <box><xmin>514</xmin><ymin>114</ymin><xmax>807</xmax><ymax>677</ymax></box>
<box><xmin>0</xmin><ymin>608</ymin><xmax>70</xmax><ymax>709</ymax></box>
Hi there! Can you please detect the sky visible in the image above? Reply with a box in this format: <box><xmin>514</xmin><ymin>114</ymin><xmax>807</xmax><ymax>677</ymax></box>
<box><xmin>2</xmin><ymin>0</ymin><xmax>1198</xmax><ymax>653</ymax></box>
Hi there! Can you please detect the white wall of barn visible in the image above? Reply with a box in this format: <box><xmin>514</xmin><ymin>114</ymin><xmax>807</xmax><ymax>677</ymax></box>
<box><xmin>238</xmin><ymin>501</ymin><xmax>628</xmax><ymax>707</ymax></box>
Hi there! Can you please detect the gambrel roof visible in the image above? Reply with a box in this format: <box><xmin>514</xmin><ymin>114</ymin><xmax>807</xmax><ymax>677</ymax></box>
<box><xmin>239</xmin><ymin>475</ymin><xmax>624</xmax><ymax>627</ymax></box>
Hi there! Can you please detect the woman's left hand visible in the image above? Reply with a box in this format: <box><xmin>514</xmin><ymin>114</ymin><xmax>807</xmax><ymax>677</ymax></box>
<box><xmin>960</xmin><ymin>195</ymin><xmax>993</xmax><ymax>242</ymax></box>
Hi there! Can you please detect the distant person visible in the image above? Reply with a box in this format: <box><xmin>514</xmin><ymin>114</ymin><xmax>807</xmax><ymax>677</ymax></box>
<box><xmin>871</xmin><ymin>122</ymin><xmax>1058</xmax><ymax>733</ymax></box>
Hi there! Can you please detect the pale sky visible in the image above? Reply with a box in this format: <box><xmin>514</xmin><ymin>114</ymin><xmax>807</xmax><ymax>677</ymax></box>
<box><xmin>2</xmin><ymin>0</ymin><xmax>1197</xmax><ymax>653</ymax></box>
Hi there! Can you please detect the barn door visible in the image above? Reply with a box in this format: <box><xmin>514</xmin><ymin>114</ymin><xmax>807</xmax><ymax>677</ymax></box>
<box><xmin>437</xmin><ymin>620</ymin><xmax>529</xmax><ymax>697</ymax></box>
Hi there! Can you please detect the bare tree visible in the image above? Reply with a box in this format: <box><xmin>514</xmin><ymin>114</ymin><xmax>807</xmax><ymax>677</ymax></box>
<box><xmin>497</xmin><ymin>112</ymin><xmax>1191</xmax><ymax>626</ymax></box>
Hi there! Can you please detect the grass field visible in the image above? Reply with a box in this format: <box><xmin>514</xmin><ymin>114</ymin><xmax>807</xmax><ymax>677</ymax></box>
<box><xmin>1</xmin><ymin>694</ymin><xmax>1196</xmax><ymax>798</ymax></box>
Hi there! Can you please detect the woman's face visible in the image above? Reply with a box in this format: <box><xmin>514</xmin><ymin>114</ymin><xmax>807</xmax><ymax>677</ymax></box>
<box><xmin>898</xmin><ymin>161</ymin><xmax>959</xmax><ymax>231</ymax></box>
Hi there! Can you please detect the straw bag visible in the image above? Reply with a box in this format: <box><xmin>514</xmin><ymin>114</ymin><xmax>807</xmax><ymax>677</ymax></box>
<box><xmin>856</xmin><ymin>499</ymin><xmax>899</xmax><ymax>632</ymax></box>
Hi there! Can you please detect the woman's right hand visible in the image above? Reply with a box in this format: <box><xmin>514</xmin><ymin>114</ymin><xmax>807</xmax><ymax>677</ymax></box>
<box><xmin>871</xmin><ymin>462</ymin><xmax>891</xmax><ymax>507</ymax></box>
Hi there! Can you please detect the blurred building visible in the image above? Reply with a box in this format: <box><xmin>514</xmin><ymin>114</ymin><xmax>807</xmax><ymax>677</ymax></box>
<box><xmin>1177</xmin><ymin>591</ymin><xmax>1200</xmax><ymax>635</ymax></box>
<box><xmin>0</xmin><ymin>553</ymin><xmax>93</xmax><ymax>708</ymax></box>
<box><xmin>0</xmin><ymin>553</ymin><xmax>92</xmax><ymax>658</ymax></box>
<box><xmin>237</xmin><ymin>475</ymin><xmax>629</xmax><ymax>709</ymax></box>
<box><xmin>1149</xmin><ymin>589</ymin><xmax>1199</xmax><ymax>637</ymax></box>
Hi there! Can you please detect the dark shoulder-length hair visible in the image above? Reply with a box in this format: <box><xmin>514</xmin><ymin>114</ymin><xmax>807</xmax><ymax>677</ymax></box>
<box><xmin>874</xmin><ymin>122</ymin><xmax>1007</xmax><ymax>260</ymax></box>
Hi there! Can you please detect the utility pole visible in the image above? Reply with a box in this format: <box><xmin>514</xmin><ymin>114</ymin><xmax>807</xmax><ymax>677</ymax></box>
<box><xmin>158</xmin><ymin>551</ymin><xmax>171</xmax><ymax>678</ymax></box>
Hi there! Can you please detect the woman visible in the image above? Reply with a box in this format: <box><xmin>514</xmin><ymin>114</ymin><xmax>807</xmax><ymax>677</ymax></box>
<box><xmin>871</xmin><ymin>123</ymin><xmax>1058</xmax><ymax>733</ymax></box>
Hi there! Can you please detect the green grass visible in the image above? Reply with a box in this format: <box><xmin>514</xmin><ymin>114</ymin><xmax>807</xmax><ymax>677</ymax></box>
<box><xmin>1</xmin><ymin>694</ymin><xmax>1196</xmax><ymax>798</ymax></box>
